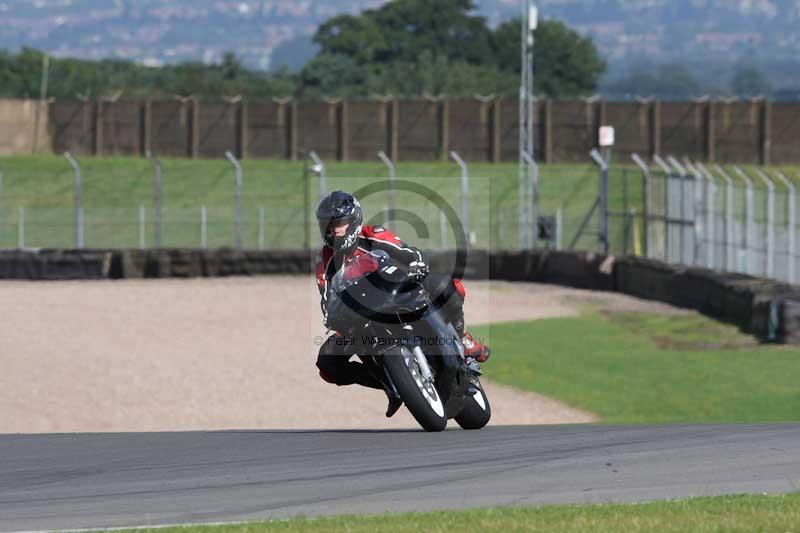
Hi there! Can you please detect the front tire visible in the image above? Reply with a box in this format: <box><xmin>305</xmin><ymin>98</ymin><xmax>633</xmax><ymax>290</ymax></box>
<box><xmin>455</xmin><ymin>379</ymin><xmax>491</xmax><ymax>430</ymax></box>
<box><xmin>383</xmin><ymin>347</ymin><xmax>447</xmax><ymax>432</ymax></box>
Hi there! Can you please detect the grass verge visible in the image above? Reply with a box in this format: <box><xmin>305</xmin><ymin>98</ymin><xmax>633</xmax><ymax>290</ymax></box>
<box><xmin>472</xmin><ymin>310</ymin><xmax>800</xmax><ymax>424</ymax></box>
<box><xmin>123</xmin><ymin>493</ymin><xmax>800</xmax><ymax>532</ymax></box>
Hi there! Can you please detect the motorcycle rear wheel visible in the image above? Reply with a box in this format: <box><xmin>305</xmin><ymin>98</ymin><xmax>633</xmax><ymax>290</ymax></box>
<box><xmin>383</xmin><ymin>346</ymin><xmax>447</xmax><ymax>432</ymax></box>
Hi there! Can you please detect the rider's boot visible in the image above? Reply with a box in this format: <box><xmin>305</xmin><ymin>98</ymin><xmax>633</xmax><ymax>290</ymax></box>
<box><xmin>352</xmin><ymin>365</ymin><xmax>402</xmax><ymax>417</ymax></box>
<box><xmin>351</xmin><ymin>365</ymin><xmax>402</xmax><ymax>418</ymax></box>
<box><xmin>462</xmin><ymin>331</ymin><xmax>491</xmax><ymax>363</ymax></box>
<box><xmin>356</xmin><ymin>368</ymin><xmax>403</xmax><ymax>418</ymax></box>
<box><xmin>430</xmin><ymin>281</ymin><xmax>491</xmax><ymax>363</ymax></box>
<box><xmin>385</xmin><ymin>389</ymin><xmax>403</xmax><ymax>418</ymax></box>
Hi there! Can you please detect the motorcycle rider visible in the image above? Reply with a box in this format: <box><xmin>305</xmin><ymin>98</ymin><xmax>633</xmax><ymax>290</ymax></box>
<box><xmin>314</xmin><ymin>190</ymin><xmax>491</xmax><ymax>418</ymax></box>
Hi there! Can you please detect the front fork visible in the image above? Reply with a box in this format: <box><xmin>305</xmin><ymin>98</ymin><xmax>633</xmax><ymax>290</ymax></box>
<box><xmin>361</xmin><ymin>341</ymin><xmax>433</xmax><ymax>400</ymax></box>
<box><xmin>412</xmin><ymin>346</ymin><xmax>435</xmax><ymax>383</ymax></box>
<box><xmin>359</xmin><ymin>350</ymin><xmax>401</xmax><ymax>400</ymax></box>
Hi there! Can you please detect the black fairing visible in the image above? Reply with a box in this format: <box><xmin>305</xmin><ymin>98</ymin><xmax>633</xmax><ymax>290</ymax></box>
<box><xmin>326</xmin><ymin>251</ymin><xmax>469</xmax><ymax>418</ymax></box>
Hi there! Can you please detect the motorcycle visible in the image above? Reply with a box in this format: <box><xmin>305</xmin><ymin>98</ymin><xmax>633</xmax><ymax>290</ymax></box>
<box><xmin>325</xmin><ymin>249</ymin><xmax>491</xmax><ymax>432</ymax></box>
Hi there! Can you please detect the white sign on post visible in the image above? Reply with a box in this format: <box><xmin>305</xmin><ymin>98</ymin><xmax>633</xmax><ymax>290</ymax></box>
<box><xmin>599</xmin><ymin>126</ymin><xmax>615</xmax><ymax>147</ymax></box>
<box><xmin>529</xmin><ymin>5</ymin><xmax>538</xmax><ymax>30</ymax></box>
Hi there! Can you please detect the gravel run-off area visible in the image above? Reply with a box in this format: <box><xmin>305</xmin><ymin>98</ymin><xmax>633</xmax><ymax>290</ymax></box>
<box><xmin>0</xmin><ymin>276</ymin><xmax>685</xmax><ymax>433</ymax></box>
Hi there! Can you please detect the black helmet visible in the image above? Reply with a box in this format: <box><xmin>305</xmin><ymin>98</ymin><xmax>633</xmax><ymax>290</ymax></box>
<box><xmin>316</xmin><ymin>191</ymin><xmax>363</xmax><ymax>254</ymax></box>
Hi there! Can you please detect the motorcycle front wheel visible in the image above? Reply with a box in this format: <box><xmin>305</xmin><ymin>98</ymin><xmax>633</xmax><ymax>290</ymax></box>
<box><xmin>454</xmin><ymin>378</ymin><xmax>491</xmax><ymax>430</ymax></box>
<box><xmin>383</xmin><ymin>346</ymin><xmax>447</xmax><ymax>432</ymax></box>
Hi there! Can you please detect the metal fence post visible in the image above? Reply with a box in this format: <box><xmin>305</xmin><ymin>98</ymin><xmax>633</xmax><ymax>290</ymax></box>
<box><xmin>705</xmin><ymin>165</ymin><xmax>718</xmax><ymax>269</ymax></box>
<box><xmin>704</xmin><ymin>163</ymin><xmax>735</xmax><ymax>271</ymax></box>
<box><xmin>147</xmin><ymin>151</ymin><xmax>162</xmax><ymax>248</ymax></box>
<box><xmin>377</xmin><ymin>150</ymin><xmax>396</xmax><ymax>220</ymax></box>
<box><xmin>225</xmin><ymin>151</ymin><xmax>243</xmax><ymax>250</ymax></box>
<box><xmin>654</xmin><ymin>155</ymin><xmax>673</xmax><ymax>262</ymax></box>
<box><xmin>449</xmin><ymin>151</ymin><xmax>470</xmax><ymax>244</ymax></box>
<box><xmin>653</xmin><ymin>155</ymin><xmax>671</xmax><ymax>174</ymax></box>
<box><xmin>556</xmin><ymin>206</ymin><xmax>563</xmax><ymax>251</ymax></box>
<box><xmin>667</xmin><ymin>156</ymin><xmax>690</xmax><ymax>265</ymax></box>
<box><xmin>631</xmin><ymin>154</ymin><xmax>650</xmax><ymax>257</ymax></box>
<box><xmin>258</xmin><ymin>207</ymin><xmax>265</xmax><ymax>251</ymax></box>
<box><xmin>139</xmin><ymin>205</ymin><xmax>146</xmax><ymax>249</ymax></box>
<box><xmin>302</xmin><ymin>156</ymin><xmax>310</xmax><ymax>250</ymax></box>
<box><xmin>200</xmin><ymin>205</ymin><xmax>207</xmax><ymax>249</ymax></box>
<box><xmin>497</xmin><ymin>209</ymin><xmax>505</xmax><ymax>248</ymax></box>
<box><xmin>686</xmin><ymin>159</ymin><xmax>713</xmax><ymax>269</ymax></box>
<box><xmin>518</xmin><ymin>151</ymin><xmax>528</xmax><ymax>249</ymax></box>
<box><xmin>732</xmin><ymin>166</ymin><xmax>755</xmax><ymax>275</ymax></box>
<box><xmin>519</xmin><ymin>0</ymin><xmax>536</xmax><ymax>245</ymax></box>
<box><xmin>590</xmin><ymin>149</ymin><xmax>609</xmax><ymax>255</ymax></box>
<box><xmin>0</xmin><ymin>171</ymin><xmax>3</xmax><ymax>248</ymax></box>
<box><xmin>64</xmin><ymin>152</ymin><xmax>83</xmax><ymax>249</ymax></box>
<box><xmin>309</xmin><ymin>151</ymin><xmax>327</xmax><ymax>203</ymax></box>
<box><xmin>773</xmin><ymin>171</ymin><xmax>796</xmax><ymax>284</ymax></box>
<box><xmin>755</xmin><ymin>169</ymin><xmax>776</xmax><ymax>279</ymax></box>
<box><xmin>689</xmin><ymin>161</ymin><xmax>717</xmax><ymax>269</ymax></box>
<box><xmin>17</xmin><ymin>206</ymin><xmax>24</xmax><ymax>248</ymax></box>
<box><xmin>522</xmin><ymin>151</ymin><xmax>539</xmax><ymax>249</ymax></box>
<box><xmin>77</xmin><ymin>207</ymin><xmax>84</xmax><ymax>248</ymax></box>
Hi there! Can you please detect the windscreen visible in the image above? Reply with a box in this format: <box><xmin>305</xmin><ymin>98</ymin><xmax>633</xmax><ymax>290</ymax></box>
<box><xmin>331</xmin><ymin>250</ymin><xmax>391</xmax><ymax>293</ymax></box>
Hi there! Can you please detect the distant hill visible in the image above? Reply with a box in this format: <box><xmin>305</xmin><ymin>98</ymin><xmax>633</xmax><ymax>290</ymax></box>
<box><xmin>1</xmin><ymin>0</ymin><xmax>798</xmax><ymax>85</ymax></box>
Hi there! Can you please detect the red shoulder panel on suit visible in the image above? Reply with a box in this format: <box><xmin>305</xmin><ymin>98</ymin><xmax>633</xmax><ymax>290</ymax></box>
<box><xmin>362</xmin><ymin>225</ymin><xmax>404</xmax><ymax>244</ymax></box>
<box><xmin>315</xmin><ymin>246</ymin><xmax>333</xmax><ymax>287</ymax></box>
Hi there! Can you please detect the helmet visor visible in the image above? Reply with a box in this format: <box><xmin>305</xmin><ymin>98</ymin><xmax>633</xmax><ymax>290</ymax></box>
<box><xmin>319</xmin><ymin>216</ymin><xmax>356</xmax><ymax>246</ymax></box>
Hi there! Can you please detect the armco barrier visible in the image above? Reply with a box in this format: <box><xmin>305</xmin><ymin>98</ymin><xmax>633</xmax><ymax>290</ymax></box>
<box><xmin>0</xmin><ymin>250</ymin><xmax>112</xmax><ymax>279</ymax></box>
<box><xmin>780</xmin><ymin>299</ymin><xmax>800</xmax><ymax>344</ymax></box>
<box><xmin>0</xmin><ymin>249</ymin><xmax>313</xmax><ymax>280</ymax></box>
<box><xmin>613</xmin><ymin>255</ymin><xmax>798</xmax><ymax>342</ymax></box>
<box><xmin>111</xmin><ymin>249</ymin><xmax>315</xmax><ymax>278</ymax></box>
<box><xmin>1</xmin><ymin>248</ymin><xmax>798</xmax><ymax>344</ymax></box>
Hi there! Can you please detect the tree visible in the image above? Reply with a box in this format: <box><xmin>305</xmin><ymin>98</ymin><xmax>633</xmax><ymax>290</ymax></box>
<box><xmin>730</xmin><ymin>66</ymin><xmax>773</xmax><ymax>98</ymax></box>
<box><xmin>312</xmin><ymin>0</ymin><xmax>493</xmax><ymax>68</ymax></box>
<box><xmin>0</xmin><ymin>47</ymin><xmax>47</xmax><ymax>98</ymax></box>
<box><xmin>492</xmin><ymin>19</ymin><xmax>606</xmax><ymax>98</ymax></box>
<box><xmin>220</xmin><ymin>52</ymin><xmax>242</xmax><ymax>81</ymax></box>
<box><xmin>0</xmin><ymin>4</ymin><xmax>609</xmax><ymax>101</ymax></box>
<box><xmin>305</xmin><ymin>2</ymin><xmax>606</xmax><ymax>99</ymax></box>
<box><xmin>299</xmin><ymin>53</ymin><xmax>368</xmax><ymax>99</ymax></box>
<box><xmin>602</xmin><ymin>63</ymin><xmax>706</xmax><ymax>100</ymax></box>
<box><xmin>656</xmin><ymin>64</ymin><xmax>704</xmax><ymax>99</ymax></box>
<box><xmin>269</xmin><ymin>36</ymin><xmax>319</xmax><ymax>72</ymax></box>
<box><xmin>367</xmin><ymin>0</ymin><xmax>493</xmax><ymax>66</ymax></box>
<box><xmin>314</xmin><ymin>14</ymin><xmax>388</xmax><ymax>65</ymax></box>
<box><xmin>0</xmin><ymin>47</ymin><xmax>302</xmax><ymax>100</ymax></box>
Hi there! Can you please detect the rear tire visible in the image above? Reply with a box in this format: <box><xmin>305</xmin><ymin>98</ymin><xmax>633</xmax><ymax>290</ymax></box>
<box><xmin>383</xmin><ymin>347</ymin><xmax>447</xmax><ymax>432</ymax></box>
<box><xmin>455</xmin><ymin>379</ymin><xmax>491</xmax><ymax>430</ymax></box>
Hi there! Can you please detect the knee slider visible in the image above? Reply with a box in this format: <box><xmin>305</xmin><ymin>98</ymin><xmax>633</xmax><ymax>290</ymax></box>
<box><xmin>318</xmin><ymin>370</ymin><xmax>338</xmax><ymax>384</ymax></box>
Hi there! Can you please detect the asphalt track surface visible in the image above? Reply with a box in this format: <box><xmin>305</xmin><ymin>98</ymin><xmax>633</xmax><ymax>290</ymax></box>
<box><xmin>1</xmin><ymin>424</ymin><xmax>799</xmax><ymax>531</ymax></box>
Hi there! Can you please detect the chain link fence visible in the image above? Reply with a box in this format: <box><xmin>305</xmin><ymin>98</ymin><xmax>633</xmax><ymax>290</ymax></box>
<box><xmin>634</xmin><ymin>158</ymin><xmax>799</xmax><ymax>284</ymax></box>
<box><xmin>0</xmin><ymin>154</ymin><xmax>308</xmax><ymax>250</ymax></box>
<box><xmin>0</xmin><ymin>152</ymin><xmax>604</xmax><ymax>253</ymax></box>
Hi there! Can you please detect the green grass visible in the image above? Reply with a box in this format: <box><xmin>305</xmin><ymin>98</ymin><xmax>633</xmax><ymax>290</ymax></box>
<box><xmin>0</xmin><ymin>155</ymin><xmax>622</xmax><ymax>250</ymax></box>
<box><xmin>120</xmin><ymin>493</ymin><xmax>800</xmax><ymax>532</ymax></box>
<box><xmin>472</xmin><ymin>310</ymin><xmax>800</xmax><ymax>424</ymax></box>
